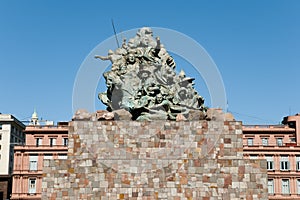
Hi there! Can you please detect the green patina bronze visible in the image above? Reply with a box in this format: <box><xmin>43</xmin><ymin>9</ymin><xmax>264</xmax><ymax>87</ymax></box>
<box><xmin>96</xmin><ymin>27</ymin><xmax>206</xmax><ymax>120</ymax></box>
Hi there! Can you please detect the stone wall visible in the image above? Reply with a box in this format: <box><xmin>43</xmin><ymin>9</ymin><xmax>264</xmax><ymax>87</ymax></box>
<box><xmin>42</xmin><ymin>109</ymin><xmax>268</xmax><ymax>199</ymax></box>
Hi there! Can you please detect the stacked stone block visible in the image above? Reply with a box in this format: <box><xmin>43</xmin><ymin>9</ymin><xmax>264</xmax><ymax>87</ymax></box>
<box><xmin>42</xmin><ymin>109</ymin><xmax>268</xmax><ymax>199</ymax></box>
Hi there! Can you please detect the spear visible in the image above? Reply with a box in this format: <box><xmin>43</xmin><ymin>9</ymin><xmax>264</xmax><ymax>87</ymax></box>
<box><xmin>111</xmin><ymin>19</ymin><xmax>120</xmax><ymax>48</ymax></box>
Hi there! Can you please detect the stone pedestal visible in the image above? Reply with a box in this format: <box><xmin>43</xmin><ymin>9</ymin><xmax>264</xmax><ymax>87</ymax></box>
<box><xmin>42</xmin><ymin>109</ymin><xmax>268</xmax><ymax>199</ymax></box>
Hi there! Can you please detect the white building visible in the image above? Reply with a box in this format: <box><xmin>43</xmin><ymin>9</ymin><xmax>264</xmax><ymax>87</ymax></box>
<box><xmin>0</xmin><ymin>114</ymin><xmax>25</xmax><ymax>199</ymax></box>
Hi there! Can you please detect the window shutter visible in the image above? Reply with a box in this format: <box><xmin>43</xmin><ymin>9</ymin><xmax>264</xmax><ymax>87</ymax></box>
<box><xmin>29</xmin><ymin>155</ymin><xmax>38</xmax><ymax>170</ymax></box>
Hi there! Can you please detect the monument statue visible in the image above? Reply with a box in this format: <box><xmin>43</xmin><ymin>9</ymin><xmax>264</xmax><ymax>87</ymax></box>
<box><xmin>96</xmin><ymin>27</ymin><xmax>207</xmax><ymax>120</ymax></box>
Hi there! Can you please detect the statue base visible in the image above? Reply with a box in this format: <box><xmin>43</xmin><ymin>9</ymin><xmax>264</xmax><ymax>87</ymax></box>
<box><xmin>42</xmin><ymin>109</ymin><xmax>267</xmax><ymax>199</ymax></box>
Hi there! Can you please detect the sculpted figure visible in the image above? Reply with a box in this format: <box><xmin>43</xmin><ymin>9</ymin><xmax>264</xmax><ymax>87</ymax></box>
<box><xmin>95</xmin><ymin>49</ymin><xmax>125</xmax><ymax>72</ymax></box>
<box><xmin>96</xmin><ymin>27</ymin><xmax>206</xmax><ymax>120</ymax></box>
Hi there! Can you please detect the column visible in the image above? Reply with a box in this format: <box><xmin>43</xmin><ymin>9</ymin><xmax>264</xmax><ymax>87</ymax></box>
<box><xmin>274</xmin><ymin>176</ymin><xmax>280</xmax><ymax>195</ymax></box>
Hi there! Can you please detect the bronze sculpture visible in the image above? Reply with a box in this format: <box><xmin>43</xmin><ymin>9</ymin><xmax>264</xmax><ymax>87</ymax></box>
<box><xmin>96</xmin><ymin>27</ymin><xmax>206</xmax><ymax>120</ymax></box>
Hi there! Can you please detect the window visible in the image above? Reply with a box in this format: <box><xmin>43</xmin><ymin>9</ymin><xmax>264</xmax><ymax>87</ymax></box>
<box><xmin>247</xmin><ymin>138</ymin><xmax>253</xmax><ymax>146</ymax></box>
<box><xmin>29</xmin><ymin>155</ymin><xmax>38</xmax><ymax>171</ymax></box>
<box><xmin>282</xmin><ymin>179</ymin><xmax>290</xmax><ymax>195</ymax></box>
<box><xmin>290</xmin><ymin>138</ymin><xmax>296</xmax><ymax>142</ymax></box>
<box><xmin>63</xmin><ymin>138</ymin><xmax>68</xmax><ymax>146</ymax></box>
<box><xmin>0</xmin><ymin>134</ymin><xmax>2</xmax><ymax>140</ymax></box>
<box><xmin>268</xmin><ymin>179</ymin><xmax>274</xmax><ymax>195</ymax></box>
<box><xmin>280</xmin><ymin>156</ymin><xmax>290</xmax><ymax>171</ymax></box>
<box><xmin>10</xmin><ymin>151</ymin><xmax>13</xmax><ymax>159</ymax></box>
<box><xmin>250</xmin><ymin>155</ymin><xmax>258</xmax><ymax>160</ymax></box>
<box><xmin>0</xmin><ymin>145</ymin><xmax>1</xmax><ymax>150</ymax></box>
<box><xmin>296</xmin><ymin>156</ymin><xmax>300</xmax><ymax>171</ymax></box>
<box><xmin>44</xmin><ymin>154</ymin><xmax>53</xmax><ymax>160</ymax></box>
<box><xmin>49</xmin><ymin>138</ymin><xmax>56</xmax><ymax>147</ymax></box>
<box><xmin>262</xmin><ymin>138</ymin><xmax>268</xmax><ymax>146</ymax></box>
<box><xmin>36</xmin><ymin>138</ymin><xmax>42</xmax><ymax>147</ymax></box>
<box><xmin>58</xmin><ymin>154</ymin><xmax>68</xmax><ymax>159</ymax></box>
<box><xmin>297</xmin><ymin>179</ymin><xmax>300</xmax><ymax>194</ymax></box>
<box><xmin>28</xmin><ymin>179</ymin><xmax>36</xmax><ymax>194</ymax></box>
<box><xmin>266</xmin><ymin>156</ymin><xmax>274</xmax><ymax>170</ymax></box>
<box><xmin>277</xmin><ymin>138</ymin><xmax>283</xmax><ymax>146</ymax></box>
<box><xmin>0</xmin><ymin>124</ymin><xmax>2</xmax><ymax>130</ymax></box>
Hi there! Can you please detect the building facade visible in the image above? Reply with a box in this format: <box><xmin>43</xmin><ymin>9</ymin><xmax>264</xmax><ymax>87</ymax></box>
<box><xmin>11</xmin><ymin>116</ymin><xmax>68</xmax><ymax>200</ymax></box>
<box><xmin>0</xmin><ymin>114</ymin><xmax>25</xmax><ymax>200</ymax></box>
<box><xmin>243</xmin><ymin>113</ymin><xmax>300</xmax><ymax>199</ymax></box>
<box><xmin>5</xmin><ymin>109</ymin><xmax>300</xmax><ymax>199</ymax></box>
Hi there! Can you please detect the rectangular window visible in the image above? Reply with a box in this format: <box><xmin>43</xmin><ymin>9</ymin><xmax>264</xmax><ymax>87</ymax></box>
<box><xmin>29</xmin><ymin>155</ymin><xmax>38</xmax><ymax>171</ymax></box>
<box><xmin>49</xmin><ymin>138</ymin><xmax>56</xmax><ymax>147</ymax></box>
<box><xmin>268</xmin><ymin>179</ymin><xmax>274</xmax><ymax>195</ymax></box>
<box><xmin>282</xmin><ymin>179</ymin><xmax>290</xmax><ymax>195</ymax></box>
<box><xmin>0</xmin><ymin>134</ymin><xmax>2</xmax><ymax>140</ymax></box>
<box><xmin>266</xmin><ymin>156</ymin><xmax>274</xmax><ymax>170</ymax></box>
<box><xmin>63</xmin><ymin>138</ymin><xmax>68</xmax><ymax>146</ymax></box>
<box><xmin>44</xmin><ymin>154</ymin><xmax>53</xmax><ymax>160</ymax></box>
<box><xmin>297</xmin><ymin>179</ymin><xmax>300</xmax><ymax>195</ymax></box>
<box><xmin>247</xmin><ymin>138</ymin><xmax>253</xmax><ymax>146</ymax></box>
<box><xmin>296</xmin><ymin>156</ymin><xmax>300</xmax><ymax>171</ymax></box>
<box><xmin>262</xmin><ymin>138</ymin><xmax>268</xmax><ymax>146</ymax></box>
<box><xmin>36</xmin><ymin>138</ymin><xmax>42</xmax><ymax>147</ymax></box>
<box><xmin>250</xmin><ymin>155</ymin><xmax>258</xmax><ymax>160</ymax></box>
<box><xmin>28</xmin><ymin>179</ymin><xmax>36</xmax><ymax>194</ymax></box>
<box><xmin>280</xmin><ymin>156</ymin><xmax>290</xmax><ymax>171</ymax></box>
<box><xmin>58</xmin><ymin>154</ymin><xmax>68</xmax><ymax>159</ymax></box>
<box><xmin>0</xmin><ymin>124</ymin><xmax>2</xmax><ymax>130</ymax></box>
<box><xmin>277</xmin><ymin>138</ymin><xmax>283</xmax><ymax>146</ymax></box>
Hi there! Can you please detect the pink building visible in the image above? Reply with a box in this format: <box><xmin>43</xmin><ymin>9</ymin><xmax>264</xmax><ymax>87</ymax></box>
<box><xmin>9</xmin><ymin>110</ymin><xmax>300</xmax><ymax>199</ymax></box>
<box><xmin>11</xmin><ymin>117</ymin><xmax>68</xmax><ymax>200</ymax></box>
<box><xmin>243</xmin><ymin>113</ymin><xmax>300</xmax><ymax>199</ymax></box>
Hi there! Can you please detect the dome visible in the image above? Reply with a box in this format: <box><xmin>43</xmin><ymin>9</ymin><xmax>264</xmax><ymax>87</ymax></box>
<box><xmin>31</xmin><ymin>110</ymin><xmax>38</xmax><ymax>120</ymax></box>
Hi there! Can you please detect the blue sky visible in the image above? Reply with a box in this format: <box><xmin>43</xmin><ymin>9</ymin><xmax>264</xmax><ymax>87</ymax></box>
<box><xmin>0</xmin><ymin>1</ymin><xmax>299</xmax><ymax>124</ymax></box>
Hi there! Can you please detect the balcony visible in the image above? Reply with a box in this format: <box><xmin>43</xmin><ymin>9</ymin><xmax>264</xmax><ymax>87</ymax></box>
<box><xmin>243</xmin><ymin>125</ymin><xmax>295</xmax><ymax>132</ymax></box>
<box><xmin>244</xmin><ymin>144</ymin><xmax>299</xmax><ymax>150</ymax></box>
<box><xmin>12</xmin><ymin>169</ymin><xmax>43</xmax><ymax>176</ymax></box>
<box><xmin>25</xmin><ymin>125</ymin><xmax>68</xmax><ymax>132</ymax></box>
<box><xmin>11</xmin><ymin>193</ymin><xmax>41</xmax><ymax>199</ymax></box>
<box><xmin>14</xmin><ymin>144</ymin><xmax>68</xmax><ymax>151</ymax></box>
